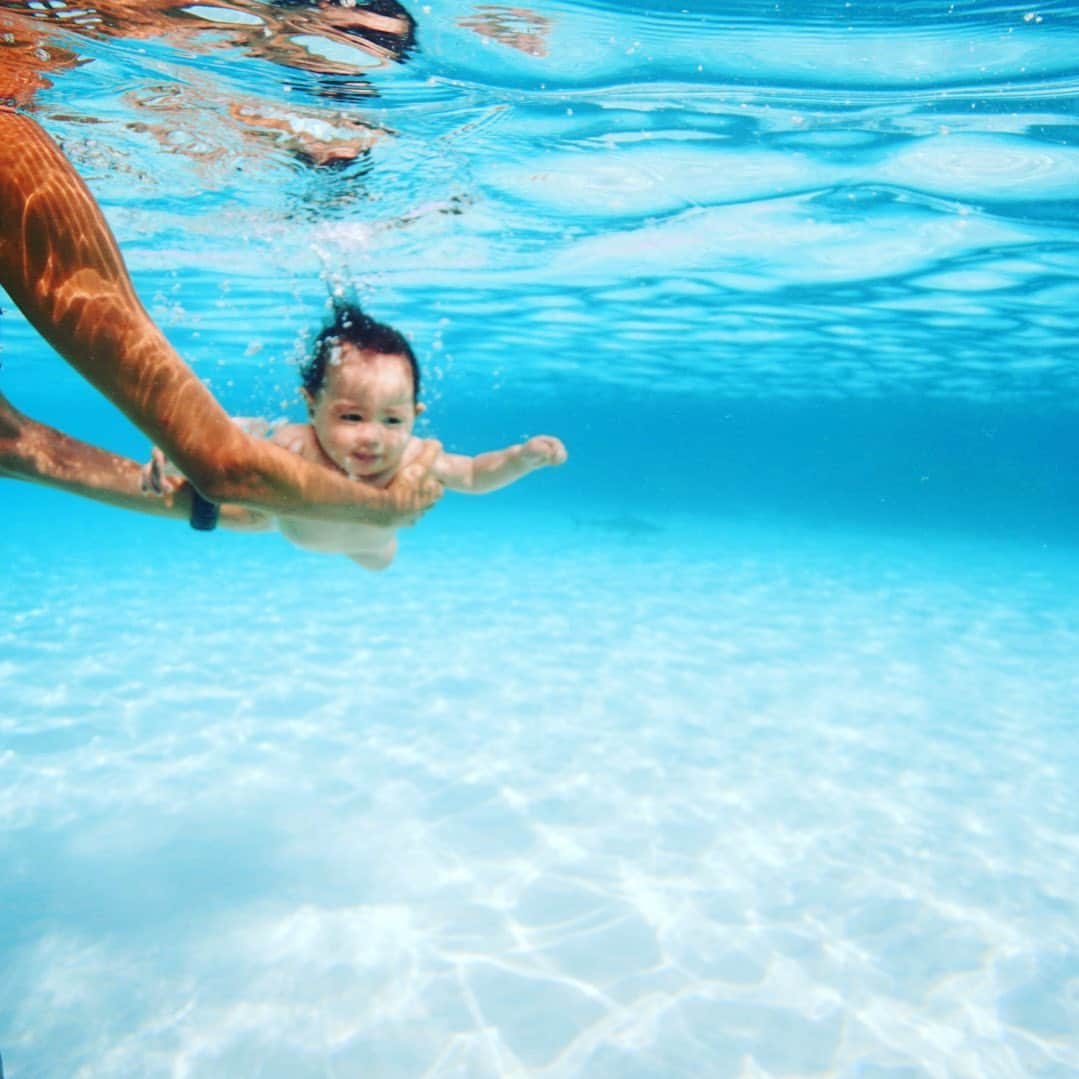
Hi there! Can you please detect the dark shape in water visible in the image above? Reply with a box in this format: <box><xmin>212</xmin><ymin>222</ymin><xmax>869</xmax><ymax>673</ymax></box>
<box><xmin>575</xmin><ymin>515</ymin><xmax>664</xmax><ymax>538</ymax></box>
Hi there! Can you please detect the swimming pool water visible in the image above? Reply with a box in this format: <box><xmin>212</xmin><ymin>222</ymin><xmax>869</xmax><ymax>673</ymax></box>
<box><xmin>3</xmin><ymin>0</ymin><xmax>1079</xmax><ymax>1075</ymax></box>
<box><xmin>3</xmin><ymin>494</ymin><xmax>1078</xmax><ymax>1075</ymax></box>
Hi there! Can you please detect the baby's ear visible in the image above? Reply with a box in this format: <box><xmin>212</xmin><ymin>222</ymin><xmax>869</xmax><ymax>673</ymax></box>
<box><xmin>300</xmin><ymin>388</ymin><xmax>316</xmax><ymax>416</ymax></box>
<box><xmin>414</xmin><ymin>401</ymin><xmax>426</xmax><ymax>416</ymax></box>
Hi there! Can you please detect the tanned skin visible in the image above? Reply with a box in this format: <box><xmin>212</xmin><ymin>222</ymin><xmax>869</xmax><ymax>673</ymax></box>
<box><xmin>0</xmin><ymin>389</ymin><xmax>268</xmax><ymax>529</ymax></box>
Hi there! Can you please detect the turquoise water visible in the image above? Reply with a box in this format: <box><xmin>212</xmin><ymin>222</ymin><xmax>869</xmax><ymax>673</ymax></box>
<box><xmin>2</xmin><ymin>1</ymin><xmax>1079</xmax><ymax>1075</ymax></box>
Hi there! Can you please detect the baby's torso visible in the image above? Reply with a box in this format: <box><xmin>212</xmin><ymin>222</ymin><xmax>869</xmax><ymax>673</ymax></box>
<box><xmin>276</xmin><ymin>515</ymin><xmax>392</xmax><ymax>555</ymax></box>
<box><xmin>271</xmin><ymin>423</ymin><xmax>420</xmax><ymax>556</ymax></box>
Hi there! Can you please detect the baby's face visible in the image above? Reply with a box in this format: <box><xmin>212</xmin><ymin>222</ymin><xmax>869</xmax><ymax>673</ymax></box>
<box><xmin>307</xmin><ymin>344</ymin><xmax>420</xmax><ymax>485</ymax></box>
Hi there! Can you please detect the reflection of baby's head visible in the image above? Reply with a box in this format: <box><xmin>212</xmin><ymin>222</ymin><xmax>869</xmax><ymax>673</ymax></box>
<box><xmin>301</xmin><ymin>301</ymin><xmax>420</xmax><ymax>403</ymax></box>
<box><xmin>275</xmin><ymin>0</ymin><xmax>418</xmax><ymax>58</ymax></box>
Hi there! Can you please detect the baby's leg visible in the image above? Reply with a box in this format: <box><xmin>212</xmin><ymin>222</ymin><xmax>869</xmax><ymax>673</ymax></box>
<box><xmin>348</xmin><ymin>537</ymin><xmax>397</xmax><ymax>572</ymax></box>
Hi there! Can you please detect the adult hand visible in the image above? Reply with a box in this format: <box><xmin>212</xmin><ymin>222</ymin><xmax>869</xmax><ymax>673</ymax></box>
<box><xmin>140</xmin><ymin>446</ymin><xmax>184</xmax><ymax>496</ymax></box>
<box><xmin>383</xmin><ymin>438</ymin><xmax>444</xmax><ymax>526</ymax></box>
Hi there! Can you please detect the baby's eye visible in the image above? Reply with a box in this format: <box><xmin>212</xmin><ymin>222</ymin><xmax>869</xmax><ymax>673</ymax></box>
<box><xmin>384</xmin><ymin>416</ymin><xmax>404</xmax><ymax>426</ymax></box>
<box><xmin>341</xmin><ymin>412</ymin><xmax>364</xmax><ymax>422</ymax></box>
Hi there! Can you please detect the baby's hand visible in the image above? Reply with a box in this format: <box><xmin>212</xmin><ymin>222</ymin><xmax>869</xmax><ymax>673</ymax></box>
<box><xmin>140</xmin><ymin>446</ymin><xmax>184</xmax><ymax>496</ymax></box>
<box><xmin>520</xmin><ymin>435</ymin><xmax>568</xmax><ymax>469</ymax></box>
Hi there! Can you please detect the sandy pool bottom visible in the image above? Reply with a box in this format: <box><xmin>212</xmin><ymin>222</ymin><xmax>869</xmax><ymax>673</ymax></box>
<box><xmin>1</xmin><ymin>514</ymin><xmax>1077</xmax><ymax>1077</ymax></box>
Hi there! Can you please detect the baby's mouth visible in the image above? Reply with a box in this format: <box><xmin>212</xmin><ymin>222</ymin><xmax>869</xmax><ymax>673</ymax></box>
<box><xmin>345</xmin><ymin>454</ymin><xmax>381</xmax><ymax>478</ymax></box>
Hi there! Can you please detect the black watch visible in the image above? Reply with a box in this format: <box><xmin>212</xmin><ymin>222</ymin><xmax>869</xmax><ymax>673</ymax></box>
<box><xmin>189</xmin><ymin>489</ymin><xmax>220</xmax><ymax>531</ymax></box>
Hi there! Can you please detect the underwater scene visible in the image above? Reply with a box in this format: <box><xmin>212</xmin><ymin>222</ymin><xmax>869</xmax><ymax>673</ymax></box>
<box><xmin>1</xmin><ymin>0</ymin><xmax>1078</xmax><ymax>1075</ymax></box>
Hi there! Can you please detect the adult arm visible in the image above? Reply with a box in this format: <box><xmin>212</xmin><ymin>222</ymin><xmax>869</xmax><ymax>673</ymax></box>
<box><xmin>0</xmin><ymin>108</ymin><xmax>441</xmax><ymax>525</ymax></box>
<box><xmin>0</xmin><ymin>392</ymin><xmax>270</xmax><ymax>530</ymax></box>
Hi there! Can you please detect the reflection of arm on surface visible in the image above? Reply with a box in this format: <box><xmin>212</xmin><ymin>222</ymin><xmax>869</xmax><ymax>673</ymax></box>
<box><xmin>227</xmin><ymin>100</ymin><xmax>384</xmax><ymax>168</ymax></box>
<box><xmin>2</xmin><ymin>0</ymin><xmax>417</xmax><ymax>74</ymax></box>
<box><xmin>0</xmin><ymin>8</ymin><xmax>83</xmax><ymax>107</ymax></box>
<box><xmin>458</xmin><ymin>5</ymin><xmax>552</xmax><ymax>57</ymax></box>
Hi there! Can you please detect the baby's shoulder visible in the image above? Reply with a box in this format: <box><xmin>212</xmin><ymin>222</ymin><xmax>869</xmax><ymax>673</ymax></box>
<box><xmin>270</xmin><ymin>421</ymin><xmax>318</xmax><ymax>457</ymax></box>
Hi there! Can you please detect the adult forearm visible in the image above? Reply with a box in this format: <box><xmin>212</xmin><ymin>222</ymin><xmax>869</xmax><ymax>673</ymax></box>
<box><xmin>195</xmin><ymin>430</ymin><xmax>407</xmax><ymax>523</ymax></box>
<box><xmin>1</xmin><ymin>408</ymin><xmax>186</xmax><ymax>519</ymax></box>
<box><xmin>0</xmin><ymin>401</ymin><xmax>271</xmax><ymax>530</ymax></box>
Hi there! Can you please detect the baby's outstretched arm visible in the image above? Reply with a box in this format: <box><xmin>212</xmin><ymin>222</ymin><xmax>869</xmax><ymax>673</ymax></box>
<box><xmin>434</xmin><ymin>435</ymin><xmax>567</xmax><ymax>494</ymax></box>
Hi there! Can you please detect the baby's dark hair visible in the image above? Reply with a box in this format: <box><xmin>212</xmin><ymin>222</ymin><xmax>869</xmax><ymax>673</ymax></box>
<box><xmin>301</xmin><ymin>300</ymin><xmax>420</xmax><ymax>401</ymax></box>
